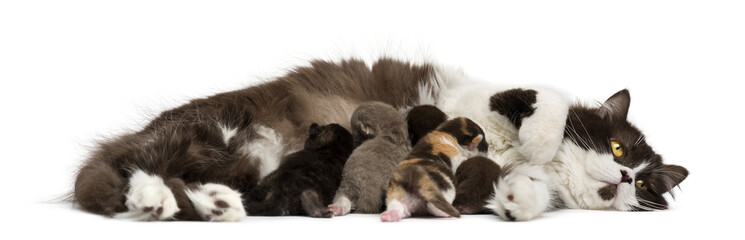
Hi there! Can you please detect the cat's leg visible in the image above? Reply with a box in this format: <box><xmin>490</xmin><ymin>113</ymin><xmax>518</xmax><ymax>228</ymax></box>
<box><xmin>381</xmin><ymin>186</ymin><xmax>422</xmax><ymax>222</ymax></box>
<box><xmin>489</xmin><ymin>88</ymin><xmax>568</xmax><ymax>165</ymax></box>
<box><xmin>183</xmin><ymin>183</ymin><xmax>246</xmax><ymax>222</ymax></box>
<box><xmin>487</xmin><ymin>165</ymin><xmax>554</xmax><ymax>221</ymax></box>
<box><xmin>301</xmin><ymin>189</ymin><xmax>334</xmax><ymax>218</ymax></box>
<box><xmin>114</xmin><ymin>170</ymin><xmax>180</xmax><ymax>221</ymax></box>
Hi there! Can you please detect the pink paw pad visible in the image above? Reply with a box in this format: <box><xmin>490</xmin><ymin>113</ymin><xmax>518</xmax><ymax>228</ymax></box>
<box><xmin>328</xmin><ymin>205</ymin><xmax>345</xmax><ymax>216</ymax></box>
<box><xmin>380</xmin><ymin>210</ymin><xmax>401</xmax><ymax>222</ymax></box>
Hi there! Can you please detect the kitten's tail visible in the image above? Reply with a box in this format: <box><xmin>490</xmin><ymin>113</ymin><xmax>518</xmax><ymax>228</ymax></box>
<box><xmin>417</xmin><ymin>181</ymin><xmax>461</xmax><ymax>218</ymax></box>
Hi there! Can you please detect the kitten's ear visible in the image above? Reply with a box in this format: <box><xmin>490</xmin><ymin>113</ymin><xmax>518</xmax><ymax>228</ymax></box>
<box><xmin>358</xmin><ymin>122</ymin><xmax>374</xmax><ymax>137</ymax></box>
<box><xmin>598</xmin><ymin>89</ymin><xmax>631</xmax><ymax>120</ymax></box>
<box><xmin>650</xmin><ymin>164</ymin><xmax>689</xmax><ymax>194</ymax></box>
<box><xmin>309</xmin><ymin>123</ymin><xmax>320</xmax><ymax>137</ymax></box>
<box><xmin>467</xmin><ymin>134</ymin><xmax>484</xmax><ymax>151</ymax></box>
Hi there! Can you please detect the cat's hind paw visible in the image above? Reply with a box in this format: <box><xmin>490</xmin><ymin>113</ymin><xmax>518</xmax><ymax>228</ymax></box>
<box><xmin>185</xmin><ymin>183</ymin><xmax>246</xmax><ymax>222</ymax></box>
<box><xmin>115</xmin><ymin>170</ymin><xmax>180</xmax><ymax>221</ymax></box>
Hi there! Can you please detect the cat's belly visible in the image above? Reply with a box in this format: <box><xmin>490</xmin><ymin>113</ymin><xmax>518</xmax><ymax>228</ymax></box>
<box><xmin>434</xmin><ymin>80</ymin><xmax>523</xmax><ymax>167</ymax></box>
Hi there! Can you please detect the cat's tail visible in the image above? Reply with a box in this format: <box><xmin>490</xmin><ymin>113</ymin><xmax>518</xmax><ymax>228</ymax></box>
<box><xmin>417</xmin><ymin>179</ymin><xmax>461</xmax><ymax>218</ymax></box>
<box><xmin>354</xmin><ymin>186</ymin><xmax>385</xmax><ymax>214</ymax></box>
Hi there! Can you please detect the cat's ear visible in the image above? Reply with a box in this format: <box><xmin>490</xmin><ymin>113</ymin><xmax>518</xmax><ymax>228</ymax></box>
<box><xmin>309</xmin><ymin>123</ymin><xmax>320</xmax><ymax>137</ymax></box>
<box><xmin>650</xmin><ymin>164</ymin><xmax>689</xmax><ymax>194</ymax></box>
<box><xmin>598</xmin><ymin>89</ymin><xmax>631</xmax><ymax>120</ymax></box>
<box><xmin>467</xmin><ymin>134</ymin><xmax>484</xmax><ymax>151</ymax></box>
<box><xmin>358</xmin><ymin>122</ymin><xmax>374</xmax><ymax>138</ymax></box>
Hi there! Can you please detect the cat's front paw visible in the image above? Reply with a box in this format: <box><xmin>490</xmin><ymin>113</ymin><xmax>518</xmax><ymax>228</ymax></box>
<box><xmin>514</xmin><ymin>88</ymin><xmax>568</xmax><ymax>165</ymax></box>
<box><xmin>185</xmin><ymin>183</ymin><xmax>246</xmax><ymax>222</ymax></box>
<box><xmin>487</xmin><ymin>167</ymin><xmax>552</xmax><ymax>221</ymax></box>
<box><xmin>115</xmin><ymin>170</ymin><xmax>180</xmax><ymax>221</ymax></box>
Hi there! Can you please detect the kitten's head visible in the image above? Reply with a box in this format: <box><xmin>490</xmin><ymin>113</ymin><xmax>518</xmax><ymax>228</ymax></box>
<box><xmin>407</xmin><ymin>105</ymin><xmax>448</xmax><ymax>146</ymax></box>
<box><xmin>305</xmin><ymin>123</ymin><xmax>354</xmax><ymax>153</ymax></box>
<box><xmin>560</xmin><ymin>89</ymin><xmax>688</xmax><ymax>211</ymax></box>
<box><xmin>350</xmin><ymin>101</ymin><xmax>409</xmax><ymax>146</ymax></box>
<box><xmin>436</xmin><ymin>117</ymin><xmax>489</xmax><ymax>153</ymax></box>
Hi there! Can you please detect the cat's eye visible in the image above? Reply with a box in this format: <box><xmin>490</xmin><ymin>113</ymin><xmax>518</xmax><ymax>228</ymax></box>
<box><xmin>635</xmin><ymin>180</ymin><xmax>647</xmax><ymax>190</ymax></box>
<box><xmin>610</xmin><ymin>140</ymin><xmax>624</xmax><ymax>158</ymax></box>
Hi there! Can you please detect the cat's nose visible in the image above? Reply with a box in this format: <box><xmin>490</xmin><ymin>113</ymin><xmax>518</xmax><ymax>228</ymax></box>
<box><xmin>620</xmin><ymin>170</ymin><xmax>633</xmax><ymax>184</ymax></box>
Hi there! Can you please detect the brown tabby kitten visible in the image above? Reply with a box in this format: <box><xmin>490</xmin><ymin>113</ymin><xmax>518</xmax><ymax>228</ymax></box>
<box><xmin>381</xmin><ymin>117</ymin><xmax>488</xmax><ymax>222</ymax></box>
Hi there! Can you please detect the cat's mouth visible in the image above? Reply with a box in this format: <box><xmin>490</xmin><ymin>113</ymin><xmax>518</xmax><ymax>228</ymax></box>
<box><xmin>598</xmin><ymin>182</ymin><xmax>620</xmax><ymax>201</ymax></box>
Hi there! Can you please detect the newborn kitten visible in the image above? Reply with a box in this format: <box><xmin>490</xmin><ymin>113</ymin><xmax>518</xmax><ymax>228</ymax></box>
<box><xmin>407</xmin><ymin>105</ymin><xmax>448</xmax><ymax>146</ymax></box>
<box><xmin>381</xmin><ymin>117</ymin><xmax>489</xmax><ymax>222</ymax></box>
<box><xmin>329</xmin><ymin>101</ymin><xmax>411</xmax><ymax>216</ymax></box>
<box><xmin>244</xmin><ymin>123</ymin><xmax>353</xmax><ymax>217</ymax></box>
<box><xmin>452</xmin><ymin>156</ymin><xmax>502</xmax><ymax>214</ymax></box>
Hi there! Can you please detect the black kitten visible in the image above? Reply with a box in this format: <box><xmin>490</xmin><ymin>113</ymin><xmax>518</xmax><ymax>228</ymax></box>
<box><xmin>244</xmin><ymin>123</ymin><xmax>354</xmax><ymax>217</ymax></box>
<box><xmin>407</xmin><ymin>105</ymin><xmax>448</xmax><ymax>146</ymax></box>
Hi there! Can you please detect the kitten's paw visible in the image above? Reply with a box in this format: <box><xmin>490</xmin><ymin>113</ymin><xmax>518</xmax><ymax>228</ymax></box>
<box><xmin>116</xmin><ymin>170</ymin><xmax>180</xmax><ymax>221</ymax></box>
<box><xmin>380</xmin><ymin>210</ymin><xmax>402</xmax><ymax>222</ymax></box>
<box><xmin>185</xmin><ymin>183</ymin><xmax>246</xmax><ymax>222</ymax></box>
<box><xmin>487</xmin><ymin>167</ymin><xmax>551</xmax><ymax>221</ymax></box>
<box><xmin>328</xmin><ymin>204</ymin><xmax>345</xmax><ymax>216</ymax></box>
<box><xmin>307</xmin><ymin>208</ymin><xmax>334</xmax><ymax>218</ymax></box>
<box><xmin>329</xmin><ymin>194</ymin><xmax>352</xmax><ymax>216</ymax></box>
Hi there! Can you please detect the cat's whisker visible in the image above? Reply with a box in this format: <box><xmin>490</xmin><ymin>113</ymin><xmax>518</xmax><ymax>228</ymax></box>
<box><xmin>571</xmin><ymin>109</ymin><xmax>597</xmax><ymax>150</ymax></box>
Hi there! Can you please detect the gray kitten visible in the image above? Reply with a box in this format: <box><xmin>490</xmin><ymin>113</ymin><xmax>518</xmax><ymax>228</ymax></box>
<box><xmin>329</xmin><ymin>101</ymin><xmax>411</xmax><ymax>215</ymax></box>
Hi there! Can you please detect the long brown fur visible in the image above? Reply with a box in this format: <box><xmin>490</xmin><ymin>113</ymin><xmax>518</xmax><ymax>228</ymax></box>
<box><xmin>73</xmin><ymin>58</ymin><xmax>434</xmax><ymax>220</ymax></box>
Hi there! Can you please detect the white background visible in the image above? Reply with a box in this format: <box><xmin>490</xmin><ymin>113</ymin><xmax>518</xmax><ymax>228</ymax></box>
<box><xmin>1</xmin><ymin>0</ymin><xmax>743</xmax><ymax>239</ymax></box>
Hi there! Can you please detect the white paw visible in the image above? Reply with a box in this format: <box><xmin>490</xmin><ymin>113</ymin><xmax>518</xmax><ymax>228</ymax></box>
<box><xmin>487</xmin><ymin>166</ymin><xmax>551</xmax><ymax>221</ymax></box>
<box><xmin>329</xmin><ymin>194</ymin><xmax>352</xmax><ymax>216</ymax></box>
<box><xmin>516</xmin><ymin>89</ymin><xmax>568</xmax><ymax>164</ymax></box>
<box><xmin>185</xmin><ymin>183</ymin><xmax>246</xmax><ymax>222</ymax></box>
<box><xmin>116</xmin><ymin>170</ymin><xmax>180</xmax><ymax>221</ymax></box>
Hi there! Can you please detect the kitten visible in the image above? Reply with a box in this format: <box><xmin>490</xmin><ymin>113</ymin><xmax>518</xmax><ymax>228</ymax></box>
<box><xmin>244</xmin><ymin>123</ymin><xmax>353</xmax><ymax>218</ymax></box>
<box><xmin>381</xmin><ymin>117</ymin><xmax>488</xmax><ymax>222</ymax></box>
<box><xmin>329</xmin><ymin>101</ymin><xmax>411</xmax><ymax>216</ymax></box>
<box><xmin>452</xmin><ymin>156</ymin><xmax>501</xmax><ymax>214</ymax></box>
<box><xmin>406</xmin><ymin>105</ymin><xmax>448</xmax><ymax>146</ymax></box>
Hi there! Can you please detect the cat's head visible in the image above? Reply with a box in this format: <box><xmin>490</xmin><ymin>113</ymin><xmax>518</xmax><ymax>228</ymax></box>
<box><xmin>305</xmin><ymin>123</ymin><xmax>354</xmax><ymax>153</ymax></box>
<box><xmin>436</xmin><ymin>117</ymin><xmax>489</xmax><ymax>153</ymax></box>
<box><xmin>350</xmin><ymin>101</ymin><xmax>409</xmax><ymax>147</ymax></box>
<box><xmin>559</xmin><ymin>89</ymin><xmax>688</xmax><ymax>211</ymax></box>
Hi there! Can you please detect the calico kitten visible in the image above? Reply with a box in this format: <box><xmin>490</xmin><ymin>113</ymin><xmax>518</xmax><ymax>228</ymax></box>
<box><xmin>381</xmin><ymin>117</ymin><xmax>488</xmax><ymax>222</ymax></box>
<box><xmin>329</xmin><ymin>102</ymin><xmax>411</xmax><ymax>216</ymax></box>
<box><xmin>452</xmin><ymin>156</ymin><xmax>501</xmax><ymax>214</ymax></box>
<box><xmin>406</xmin><ymin>105</ymin><xmax>448</xmax><ymax>146</ymax></box>
<box><xmin>244</xmin><ymin>123</ymin><xmax>353</xmax><ymax>218</ymax></box>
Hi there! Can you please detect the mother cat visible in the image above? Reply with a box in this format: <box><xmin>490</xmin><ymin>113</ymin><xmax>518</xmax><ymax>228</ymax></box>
<box><xmin>73</xmin><ymin>58</ymin><xmax>687</xmax><ymax>221</ymax></box>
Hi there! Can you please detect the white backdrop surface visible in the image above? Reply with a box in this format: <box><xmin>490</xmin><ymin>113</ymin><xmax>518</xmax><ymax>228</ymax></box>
<box><xmin>1</xmin><ymin>1</ymin><xmax>743</xmax><ymax>239</ymax></box>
